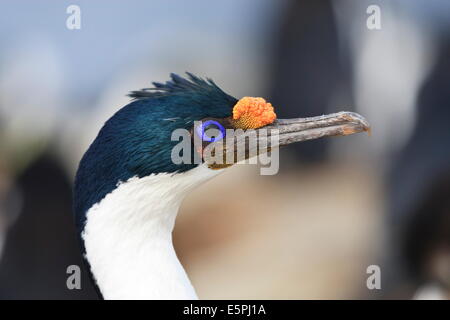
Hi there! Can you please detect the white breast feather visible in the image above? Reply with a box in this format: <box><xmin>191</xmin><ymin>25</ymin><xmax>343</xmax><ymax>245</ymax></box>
<box><xmin>82</xmin><ymin>164</ymin><xmax>222</xmax><ymax>300</ymax></box>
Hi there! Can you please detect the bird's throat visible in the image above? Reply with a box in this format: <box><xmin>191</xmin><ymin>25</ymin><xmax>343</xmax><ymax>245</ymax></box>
<box><xmin>82</xmin><ymin>165</ymin><xmax>222</xmax><ymax>299</ymax></box>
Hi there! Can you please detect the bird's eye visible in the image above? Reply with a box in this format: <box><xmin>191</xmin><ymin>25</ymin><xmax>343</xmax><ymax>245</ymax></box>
<box><xmin>195</xmin><ymin>120</ymin><xmax>225</xmax><ymax>142</ymax></box>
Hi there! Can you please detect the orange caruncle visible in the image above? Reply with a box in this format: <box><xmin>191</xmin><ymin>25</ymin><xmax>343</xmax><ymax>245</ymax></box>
<box><xmin>232</xmin><ymin>97</ymin><xmax>277</xmax><ymax>129</ymax></box>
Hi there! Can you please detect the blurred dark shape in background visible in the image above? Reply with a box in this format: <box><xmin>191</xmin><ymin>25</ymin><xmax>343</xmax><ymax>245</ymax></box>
<box><xmin>269</xmin><ymin>0</ymin><xmax>353</xmax><ymax>163</ymax></box>
<box><xmin>387</xmin><ymin>38</ymin><xmax>450</xmax><ymax>298</ymax></box>
<box><xmin>0</xmin><ymin>153</ymin><xmax>98</xmax><ymax>299</ymax></box>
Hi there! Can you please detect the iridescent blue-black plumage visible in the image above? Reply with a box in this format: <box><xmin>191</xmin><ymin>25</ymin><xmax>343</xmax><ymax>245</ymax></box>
<box><xmin>73</xmin><ymin>73</ymin><xmax>237</xmax><ymax>233</ymax></box>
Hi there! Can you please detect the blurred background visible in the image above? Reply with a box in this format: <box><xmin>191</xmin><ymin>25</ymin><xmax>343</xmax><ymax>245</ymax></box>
<box><xmin>0</xmin><ymin>0</ymin><xmax>449</xmax><ymax>299</ymax></box>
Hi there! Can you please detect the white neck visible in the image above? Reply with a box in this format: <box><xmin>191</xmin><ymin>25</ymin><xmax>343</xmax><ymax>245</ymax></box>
<box><xmin>82</xmin><ymin>165</ymin><xmax>222</xmax><ymax>300</ymax></box>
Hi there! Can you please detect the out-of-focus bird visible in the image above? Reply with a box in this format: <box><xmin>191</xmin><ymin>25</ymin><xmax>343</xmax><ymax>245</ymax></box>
<box><xmin>387</xmin><ymin>42</ymin><xmax>450</xmax><ymax>299</ymax></box>
<box><xmin>73</xmin><ymin>73</ymin><xmax>370</xmax><ymax>299</ymax></box>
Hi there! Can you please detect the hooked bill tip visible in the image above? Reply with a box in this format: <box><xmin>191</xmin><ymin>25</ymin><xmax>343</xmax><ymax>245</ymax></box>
<box><xmin>340</xmin><ymin>111</ymin><xmax>371</xmax><ymax>136</ymax></box>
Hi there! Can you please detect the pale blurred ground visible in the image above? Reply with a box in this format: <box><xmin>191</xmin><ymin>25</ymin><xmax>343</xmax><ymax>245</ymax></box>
<box><xmin>175</xmin><ymin>161</ymin><xmax>383</xmax><ymax>299</ymax></box>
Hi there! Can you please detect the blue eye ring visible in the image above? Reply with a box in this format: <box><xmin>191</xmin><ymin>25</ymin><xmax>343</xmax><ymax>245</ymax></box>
<box><xmin>196</xmin><ymin>120</ymin><xmax>225</xmax><ymax>142</ymax></box>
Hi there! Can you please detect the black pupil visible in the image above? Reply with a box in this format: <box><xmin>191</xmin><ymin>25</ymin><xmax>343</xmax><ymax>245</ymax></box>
<box><xmin>204</xmin><ymin>125</ymin><xmax>220</xmax><ymax>139</ymax></box>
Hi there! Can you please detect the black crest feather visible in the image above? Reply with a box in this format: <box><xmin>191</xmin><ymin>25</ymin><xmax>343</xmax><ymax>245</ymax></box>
<box><xmin>128</xmin><ymin>72</ymin><xmax>228</xmax><ymax>100</ymax></box>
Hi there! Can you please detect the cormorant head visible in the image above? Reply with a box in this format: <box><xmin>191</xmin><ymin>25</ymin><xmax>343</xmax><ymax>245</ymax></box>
<box><xmin>73</xmin><ymin>73</ymin><xmax>369</xmax><ymax>233</ymax></box>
